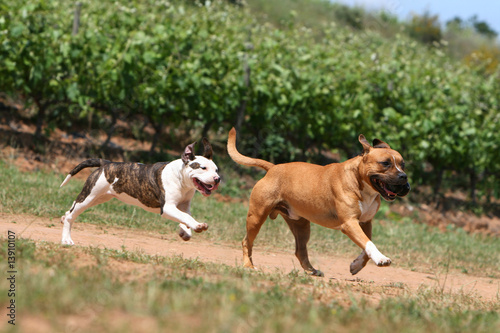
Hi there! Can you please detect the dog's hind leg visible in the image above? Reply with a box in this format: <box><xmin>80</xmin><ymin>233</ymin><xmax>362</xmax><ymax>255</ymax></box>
<box><xmin>242</xmin><ymin>179</ymin><xmax>276</xmax><ymax>269</ymax></box>
<box><xmin>242</xmin><ymin>212</ymin><xmax>267</xmax><ymax>269</ymax></box>
<box><xmin>61</xmin><ymin>196</ymin><xmax>112</xmax><ymax>245</ymax></box>
<box><xmin>350</xmin><ymin>221</ymin><xmax>372</xmax><ymax>275</ymax></box>
<box><xmin>284</xmin><ymin>217</ymin><xmax>324</xmax><ymax>277</ymax></box>
<box><xmin>61</xmin><ymin>170</ymin><xmax>111</xmax><ymax>245</ymax></box>
<box><xmin>242</xmin><ymin>202</ymin><xmax>274</xmax><ymax>270</ymax></box>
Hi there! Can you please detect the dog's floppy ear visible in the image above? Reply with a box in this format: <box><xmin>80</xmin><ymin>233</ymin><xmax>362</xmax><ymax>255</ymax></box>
<box><xmin>373</xmin><ymin>139</ymin><xmax>391</xmax><ymax>149</ymax></box>
<box><xmin>359</xmin><ymin>134</ymin><xmax>372</xmax><ymax>155</ymax></box>
<box><xmin>202</xmin><ymin>137</ymin><xmax>213</xmax><ymax>160</ymax></box>
<box><xmin>182</xmin><ymin>142</ymin><xmax>197</xmax><ymax>164</ymax></box>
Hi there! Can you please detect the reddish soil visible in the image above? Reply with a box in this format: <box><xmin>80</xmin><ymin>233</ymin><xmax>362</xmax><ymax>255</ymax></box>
<box><xmin>1</xmin><ymin>212</ymin><xmax>498</xmax><ymax>302</ymax></box>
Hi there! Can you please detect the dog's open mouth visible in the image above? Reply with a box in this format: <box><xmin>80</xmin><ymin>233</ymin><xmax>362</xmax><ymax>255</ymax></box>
<box><xmin>370</xmin><ymin>177</ymin><xmax>410</xmax><ymax>201</ymax></box>
<box><xmin>193</xmin><ymin>178</ymin><xmax>217</xmax><ymax>197</ymax></box>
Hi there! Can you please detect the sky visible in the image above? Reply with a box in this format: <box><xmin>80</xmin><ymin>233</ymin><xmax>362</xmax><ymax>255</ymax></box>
<box><xmin>335</xmin><ymin>0</ymin><xmax>500</xmax><ymax>35</ymax></box>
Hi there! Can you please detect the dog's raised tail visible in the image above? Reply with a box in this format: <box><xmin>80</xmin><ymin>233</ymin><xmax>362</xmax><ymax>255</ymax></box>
<box><xmin>60</xmin><ymin>159</ymin><xmax>111</xmax><ymax>187</ymax></box>
<box><xmin>227</xmin><ymin>127</ymin><xmax>274</xmax><ymax>171</ymax></box>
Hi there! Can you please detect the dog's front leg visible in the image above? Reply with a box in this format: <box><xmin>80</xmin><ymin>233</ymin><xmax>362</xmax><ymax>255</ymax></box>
<box><xmin>178</xmin><ymin>224</ymin><xmax>192</xmax><ymax>241</ymax></box>
<box><xmin>340</xmin><ymin>219</ymin><xmax>391</xmax><ymax>272</ymax></box>
<box><xmin>350</xmin><ymin>221</ymin><xmax>372</xmax><ymax>275</ymax></box>
<box><xmin>162</xmin><ymin>204</ymin><xmax>208</xmax><ymax>233</ymax></box>
<box><xmin>176</xmin><ymin>201</ymin><xmax>193</xmax><ymax>241</ymax></box>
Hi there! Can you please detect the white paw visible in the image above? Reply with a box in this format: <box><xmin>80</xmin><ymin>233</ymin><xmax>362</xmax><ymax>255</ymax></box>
<box><xmin>61</xmin><ymin>238</ymin><xmax>74</xmax><ymax>245</ymax></box>
<box><xmin>193</xmin><ymin>223</ymin><xmax>208</xmax><ymax>233</ymax></box>
<box><xmin>365</xmin><ymin>241</ymin><xmax>391</xmax><ymax>267</ymax></box>
<box><xmin>373</xmin><ymin>255</ymin><xmax>392</xmax><ymax>267</ymax></box>
<box><xmin>178</xmin><ymin>229</ymin><xmax>192</xmax><ymax>241</ymax></box>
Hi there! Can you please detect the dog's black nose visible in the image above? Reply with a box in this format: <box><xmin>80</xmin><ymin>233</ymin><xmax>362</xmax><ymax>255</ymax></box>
<box><xmin>214</xmin><ymin>176</ymin><xmax>221</xmax><ymax>184</ymax></box>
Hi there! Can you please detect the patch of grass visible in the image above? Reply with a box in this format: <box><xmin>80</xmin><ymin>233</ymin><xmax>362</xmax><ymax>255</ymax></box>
<box><xmin>0</xmin><ymin>239</ymin><xmax>498</xmax><ymax>333</ymax></box>
<box><xmin>1</xmin><ymin>161</ymin><xmax>499</xmax><ymax>278</ymax></box>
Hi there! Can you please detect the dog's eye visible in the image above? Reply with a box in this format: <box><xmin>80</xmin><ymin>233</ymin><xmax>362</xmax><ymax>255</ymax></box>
<box><xmin>379</xmin><ymin>161</ymin><xmax>391</xmax><ymax>167</ymax></box>
<box><xmin>201</xmin><ymin>166</ymin><xmax>207</xmax><ymax>170</ymax></box>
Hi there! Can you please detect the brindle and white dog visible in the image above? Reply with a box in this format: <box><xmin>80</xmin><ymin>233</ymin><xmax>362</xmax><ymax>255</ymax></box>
<box><xmin>59</xmin><ymin>139</ymin><xmax>220</xmax><ymax>245</ymax></box>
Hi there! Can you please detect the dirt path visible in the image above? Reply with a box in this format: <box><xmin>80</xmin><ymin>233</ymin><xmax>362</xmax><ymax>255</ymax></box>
<box><xmin>1</xmin><ymin>212</ymin><xmax>498</xmax><ymax>301</ymax></box>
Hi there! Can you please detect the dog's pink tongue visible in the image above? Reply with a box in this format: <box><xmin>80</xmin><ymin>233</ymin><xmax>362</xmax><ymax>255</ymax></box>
<box><xmin>383</xmin><ymin>184</ymin><xmax>397</xmax><ymax>196</ymax></box>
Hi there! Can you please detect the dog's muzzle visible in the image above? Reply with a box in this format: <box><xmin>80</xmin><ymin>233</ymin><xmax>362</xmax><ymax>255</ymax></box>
<box><xmin>193</xmin><ymin>176</ymin><xmax>220</xmax><ymax>197</ymax></box>
<box><xmin>398</xmin><ymin>182</ymin><xmax>410</xmax><ymax>196</ymax></box>
<box><xmin>370</xmin><ymin>174</ymin><xmax>410</xmax><ymax>201</ymax></box>
<box><xmin>388</xmin><ymin>182</ymin><xmax>411</xmax><ymax>197</ymax></box>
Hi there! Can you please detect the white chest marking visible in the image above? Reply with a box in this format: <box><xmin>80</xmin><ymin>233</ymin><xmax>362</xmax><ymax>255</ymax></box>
<box><xmin>358</xmin><ymin>184</ymin><xmax>379</xmax><ymax>222</ymax></box>
<box><xmin>358</xmin><ymin>200</ymin><xmax>378</xmax><ymax>222</ymax></box>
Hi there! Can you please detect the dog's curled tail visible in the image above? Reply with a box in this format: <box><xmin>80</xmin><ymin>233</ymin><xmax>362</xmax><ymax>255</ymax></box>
<box><xmin>227</xmin><ymin>127</ymin><xmax>274</xmax><ymax>171</ymax></box>
<box><xmin>60</xmin><ymin>158</ymin><xmax>111</xmax><ymax>188</ymax></box>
